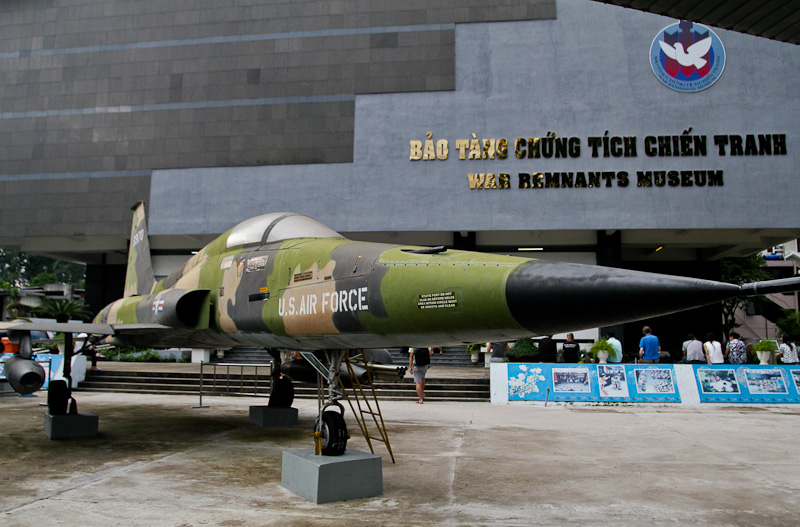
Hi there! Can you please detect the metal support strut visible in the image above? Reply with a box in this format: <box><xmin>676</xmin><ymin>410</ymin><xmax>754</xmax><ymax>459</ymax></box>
<box><xmin>313</xmin><ymin>350</ymin><xmax>348</xmax><ymax>456</ymax></box>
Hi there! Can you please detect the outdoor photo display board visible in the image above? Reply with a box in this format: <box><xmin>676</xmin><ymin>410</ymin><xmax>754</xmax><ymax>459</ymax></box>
<box><xmin>694</xmin><ymin>364</ymin><xmax>800</xmax><ymax>403</ymax></box>
<box><xmin>504</xmin><ymin>363</ymin><xmax>800</xmax><ymax>403</ymax></box>
<box><xmin>507</xmin><ymin>363</ymin><xmax>681</xmax><ymax>403</ymax></box>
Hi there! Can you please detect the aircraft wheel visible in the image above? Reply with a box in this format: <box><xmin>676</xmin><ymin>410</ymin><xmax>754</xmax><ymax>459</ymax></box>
<box><xmin>268</xmin><ymin>376</ymin><xmax>295</xmax><ymax>408</ymax></box>
<box><xmin>318</xmin><ymin>410</ymin><xmax>348</xmax><ymax>456</ymax></box>
<box><xmin>47</xmin><ymin>379</ymin><xmax>69</xmax><ymax>415</ymax></box>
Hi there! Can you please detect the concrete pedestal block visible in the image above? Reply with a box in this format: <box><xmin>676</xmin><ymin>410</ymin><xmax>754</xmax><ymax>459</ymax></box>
<box><xmin>44</xmin><ymin>412</ymin><xmax>99</xmax><ymax>439</ymax></box>
<box><xmin>281</xmin><ymin>449</ymin><xmax>382</xmax><ymax>503</ymax></box>
<box><xmin>249</xmin><ymin>406</ymin><xmax>298</xmax><ymax>426</ymax></box>
<box><xmin>191</xmin><ymin>349</ymin><xmax>212</xmax><ymax>363</ymax></box>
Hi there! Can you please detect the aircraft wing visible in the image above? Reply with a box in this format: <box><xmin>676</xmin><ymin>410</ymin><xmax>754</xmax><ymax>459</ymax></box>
<box><xmin>0</xmin><ymin>320</ymin><xmax>114</xmax><ymax>335</ymax></box>
<box><xmin>110</xmin><ymin>323</ymin><xmax>175</xmax><ymax>333</ymax></box>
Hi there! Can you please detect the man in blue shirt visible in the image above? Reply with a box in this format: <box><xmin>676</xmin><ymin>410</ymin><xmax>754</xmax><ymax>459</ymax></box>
<box><xmin>638</xmin><ymin>326</ymin><xmax>661</xmax><ymax>363</ymax></box>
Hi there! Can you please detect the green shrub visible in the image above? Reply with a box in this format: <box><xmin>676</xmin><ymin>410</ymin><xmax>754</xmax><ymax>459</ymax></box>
<box><xmin>507</xmin><ymin>338</ymin><xmax>538</xmax><ymax>357</ymax></box>
<box><xmin>105</xmin><ymin>347</ymin><xmax>177</xmax><ymax>362</ymax></box>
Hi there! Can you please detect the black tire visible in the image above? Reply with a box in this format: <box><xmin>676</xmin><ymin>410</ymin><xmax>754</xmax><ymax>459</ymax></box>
<box><xmin>47</xmin><ymin>380</ymin><xmax>69</xmax><ymax>415</ymax></box>
<box><xmin>319</xmin><ymin>410</ymin><xmax>348</xmax><ymax>456</ymax></box>
<box><xmin>268</xmin><ymin>376</ymin><xmax>295</xmax><ymax>408</ymax></box>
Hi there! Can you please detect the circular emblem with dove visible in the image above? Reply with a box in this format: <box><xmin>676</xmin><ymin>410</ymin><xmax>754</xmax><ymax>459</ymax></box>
<box><xmin>650</xmin><ymin>20</ymin><xmax>726</xmax><ymax>93</ymax></box>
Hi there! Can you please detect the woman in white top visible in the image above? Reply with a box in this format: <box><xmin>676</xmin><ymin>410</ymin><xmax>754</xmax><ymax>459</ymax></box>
<box><xmin>704</xmin><ymin>333</ymin><xmax>724</xmax><ymax>364</ymax></box>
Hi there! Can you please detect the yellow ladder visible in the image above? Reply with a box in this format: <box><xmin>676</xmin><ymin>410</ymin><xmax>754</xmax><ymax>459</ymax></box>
<box><xmin>339</xmin><ymin>352</ymin><xmax>396</xmax><ymax>463</ymax></box>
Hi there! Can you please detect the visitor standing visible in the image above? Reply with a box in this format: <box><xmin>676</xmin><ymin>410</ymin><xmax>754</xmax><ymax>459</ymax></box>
<box><xmin>408</xmin><ymin>347</ymin><xmax>434</xmax><ymax>404</ymax></box>
<box><xmin>562</xmin><ymin>333</ymin><xmax>580</xmax><ymax>362</ymax></box>
<box><xmin>538</xmin><ymin>336</ymin><xmax>557</xmax><ymax>363</ymax></box>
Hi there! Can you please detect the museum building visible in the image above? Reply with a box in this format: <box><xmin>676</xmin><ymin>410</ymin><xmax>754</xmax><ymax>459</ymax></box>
<box><xmin>0</xmin><ymin>0</ymin><xmax>798</xmax><ymax>353</ymax></box>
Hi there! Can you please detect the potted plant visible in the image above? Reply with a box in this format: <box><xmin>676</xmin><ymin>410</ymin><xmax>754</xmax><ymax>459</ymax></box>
<box><xmin>751</xmin><ymin>339</ymin><xmax>777</xmax><ymax>365</ymax></box>
<box><xmin>465</xmin><ymin>343</ymin><xmax>482</xmax><ymax>364</ymax></box>
<box><xmin>506</xmin><ymin>338</ymin><xmax>538</xmax><ymax>362</ymax></box>
<box><xmin>590</xmin><ymin>338</ymin><xmax>615</xmax><ymax>364</ymax></box>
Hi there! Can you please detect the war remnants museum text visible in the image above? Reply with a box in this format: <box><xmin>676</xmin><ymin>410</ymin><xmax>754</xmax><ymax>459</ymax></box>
<box><xmin>408</xmin><ymin>131</ymin><xmax>788</xmax><ymax>190</ymax></box>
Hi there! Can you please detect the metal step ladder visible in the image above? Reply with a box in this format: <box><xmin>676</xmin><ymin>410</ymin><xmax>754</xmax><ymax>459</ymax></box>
<box><xmin>339</xmin><ymin>352</ymin><xmax>396</xmax><ymax>463</ymax></box>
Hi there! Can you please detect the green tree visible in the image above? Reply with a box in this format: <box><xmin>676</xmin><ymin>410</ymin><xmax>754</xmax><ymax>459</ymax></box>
<box><xmin>719</xmin><ymin>255</ymin><xmax>771</xmax><ymax>339</ymax></box>
<box><xmin>0</xmin><ymin>248</ymin><xmax>86</xmax><ymax>289</ymax></box>
<box><xmin>30</xmin><ymin>272</ymin><xmax>57</xmax><ymax>287</ymax></box>
<box><xmin>777</xmin><ymin>311</ymin><xmax>800</xmax><ymax>340</ymax></box>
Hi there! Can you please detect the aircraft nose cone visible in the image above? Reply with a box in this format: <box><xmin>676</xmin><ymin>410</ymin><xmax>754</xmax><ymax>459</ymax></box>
<box><xmin>505</xmin><ymin>261</ymin><xmax>740</xmax><ymax>335</ymax></box>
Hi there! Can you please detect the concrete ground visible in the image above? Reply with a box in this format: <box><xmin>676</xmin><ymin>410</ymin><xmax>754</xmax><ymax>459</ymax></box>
<box><xmin>2</xmin><ymin>390</ymin><xmax>799</xmax><ymax>526</ymax></box>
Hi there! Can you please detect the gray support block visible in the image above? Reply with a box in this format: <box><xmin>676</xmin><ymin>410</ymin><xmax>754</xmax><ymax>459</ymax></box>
<box><xmin>44</xmin><ymin>413</ymin><xmax>99</xmax><ymax>440</ymax></box>
<box><xmin>281</xmin><ymin>448</ymin><xmax>383</xmax><ymax>503</ymax></box>
<box><xmin>249</xmin><ymin>406</ymin><xmax>298</xmax><ymax>427</ymax></box>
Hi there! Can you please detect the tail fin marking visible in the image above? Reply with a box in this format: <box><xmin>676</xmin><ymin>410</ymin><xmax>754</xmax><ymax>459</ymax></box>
<box><xmin>124</xmin><ymin>201</ymin><xmax>156</xmax><ymax>298</ymax></box>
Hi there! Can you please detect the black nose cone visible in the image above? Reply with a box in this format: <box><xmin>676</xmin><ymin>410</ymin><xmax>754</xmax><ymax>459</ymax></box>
<box><xmin>505</xmin><ymin>261</ymin><xmax>740</xmax><ymax>335</ymax></box>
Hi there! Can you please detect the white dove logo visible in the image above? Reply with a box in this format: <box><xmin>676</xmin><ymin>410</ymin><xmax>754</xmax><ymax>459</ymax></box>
<box><xmin>650</xmin><ymin>21</ymin><xmax>726</xmax><ymax>93</ymax></box>
<box><xmin>658</xmin><ymin>38</ymin><xmax>712</xmax><ymax>69</ymax></box>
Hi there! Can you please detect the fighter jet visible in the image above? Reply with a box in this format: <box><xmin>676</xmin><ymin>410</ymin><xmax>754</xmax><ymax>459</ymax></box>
<box><xmin>4</xmin><ymin>202</ymin><xmax>800</xmax><ymax>454</ymax></box>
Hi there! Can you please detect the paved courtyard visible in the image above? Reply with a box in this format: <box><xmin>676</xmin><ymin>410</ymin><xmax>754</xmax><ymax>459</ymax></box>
<box><xmin>2</xmin><ymin>391</ymin><xmax>799</xmax><ymax>526</ymax></box>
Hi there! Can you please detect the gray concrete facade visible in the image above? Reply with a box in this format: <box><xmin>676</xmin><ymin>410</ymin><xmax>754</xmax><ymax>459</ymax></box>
<box><xmin>0</xmin><ymin>0</ymin><xmax>798</xmax><ymax>310</ymax></box>
<box><xmin>0</xmin><ymin>0</ymin><xmax>555</xmax><ymax>245</ymax></box>
<box><xmin>150</xmin><ymin>1</ymin><xmax>800</xmax><ymax>243</ymax></box>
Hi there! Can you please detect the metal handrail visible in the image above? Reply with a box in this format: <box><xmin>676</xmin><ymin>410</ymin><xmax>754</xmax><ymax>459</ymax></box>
<box><xmin>196</xmin><ymin>361</ymin><xmax>273</xmax><ymax>408</ymax></box>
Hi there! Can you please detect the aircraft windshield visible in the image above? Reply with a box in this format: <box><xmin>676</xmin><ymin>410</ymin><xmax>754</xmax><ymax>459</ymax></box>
<box><xmin>226</xmin><ymin>213</ymin><xmax>342</xmax><ymax>249</ymax></box>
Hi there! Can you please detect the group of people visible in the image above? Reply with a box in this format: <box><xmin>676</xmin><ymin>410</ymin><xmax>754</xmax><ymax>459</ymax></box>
<box><xmin>537</xmin><ymin>331</ymin><xmax>624</xmax><ymax>363</ymax></box>
<box><xmin>407</xmin><ymin>328</ymin><xmax>800</xmax><ymax>403</ymax></box>
<box><xmin>681</xmin><ymin>331</ymin><xmax>799</xmax><ymax>365</ymax></box>
<box><xmin>680</xmin><ymin>331</ymin><xmax>739</xmax><ymax>365</ymax></box>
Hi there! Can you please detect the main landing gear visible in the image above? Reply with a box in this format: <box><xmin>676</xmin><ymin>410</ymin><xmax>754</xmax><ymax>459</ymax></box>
<box><xmin>312</xmin><ymin>350</ymin><xmax>350</xmax><ymax>456</ymax></box>
<box><xmin>270</xmin><ymin>348</ymin><xmax>350</xmax><ymax>456</ymax></box>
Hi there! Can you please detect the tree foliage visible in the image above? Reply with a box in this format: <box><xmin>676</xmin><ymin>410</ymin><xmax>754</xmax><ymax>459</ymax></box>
<box><xmin>777</xmin><ymin>311</ymin><xmax>800</xmax><ymax>340</ymax></box>
<box><xmin>33</xmin><ymin>298</ymin><xmax>91</xmax><ymax>323</ymax></box>
<box><xmin>719</xmin><ymin>255</ymin><xmax>771</xmax><ymax>339</ymax></box>
<box><xmin>0</xmin><ymin>248</ymin><xmax>86</xmax><ymax>292</ymax></box>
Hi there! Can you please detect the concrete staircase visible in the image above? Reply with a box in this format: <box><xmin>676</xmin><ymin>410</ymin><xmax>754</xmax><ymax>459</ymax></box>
<box><xmin>387</xmin><ymin>346</ymin><xmax>481</xmax><ymax>367</ymax></box>
<box><xmin>214</xmin><ymin>346</ymin><xmax>483</xmax><ymax>367</ymax></box>
<box><xmin>76</xmin><ymin>369</ymin><xmax>490</xmax><ymax>402</ymax></box>
<box><xmin>212</xmin><ymin>347</ymin><xmax>271</xmax><ymax>364</ymax></box>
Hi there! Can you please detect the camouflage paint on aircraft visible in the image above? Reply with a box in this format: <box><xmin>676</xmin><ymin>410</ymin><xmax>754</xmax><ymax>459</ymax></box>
<box><xmin>92</xmin><ymin>207</ymin><xmax>800</xmax><ymax>352</ymax></box>
<box><xmin>124</xmin><ymin>202</ymin><xmax>155</xmax><ymax>298</ymax></box>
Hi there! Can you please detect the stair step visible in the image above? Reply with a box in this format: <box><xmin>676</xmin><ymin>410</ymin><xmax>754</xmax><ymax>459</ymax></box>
<box><xmin>77</xmin><ymin>368</ymin><xmax>490</xmax><ymax>401</ymax></box>
<box><xmin>207</xmin><ymin>346</ymin><xmax>482</xmax><ymax>367</ymax></box>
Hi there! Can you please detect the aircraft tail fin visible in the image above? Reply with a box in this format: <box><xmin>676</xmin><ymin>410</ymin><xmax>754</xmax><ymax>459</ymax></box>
<box><xmin>124</xmin><ymin>201</ymin><xmax>156</xmax><ymax>298</ymax></box>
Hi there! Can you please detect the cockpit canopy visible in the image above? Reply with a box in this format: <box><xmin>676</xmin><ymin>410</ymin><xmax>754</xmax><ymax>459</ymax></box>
<box><xmin>225</xmin><ymin>213</ymin><xmax>343</xmax><ymax>249</ymax></box>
